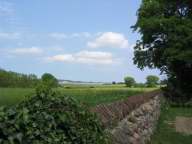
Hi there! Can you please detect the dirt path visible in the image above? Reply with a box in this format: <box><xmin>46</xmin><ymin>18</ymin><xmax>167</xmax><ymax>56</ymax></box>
<box><xmin>175</xmin><ymin>116</ymin><xmax>192</xmax><ymax>135</ymax></box>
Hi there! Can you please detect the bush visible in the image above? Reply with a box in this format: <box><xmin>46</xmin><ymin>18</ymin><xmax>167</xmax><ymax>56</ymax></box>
<box><xmin>124</xmin><ymin>76</ymin><xmax>136</xmax><ymax>87</ymax></box>
<box><xmin>0</xmin><ymin>91</ymin><xmax>108</xmax><ymax>143</ymax></box>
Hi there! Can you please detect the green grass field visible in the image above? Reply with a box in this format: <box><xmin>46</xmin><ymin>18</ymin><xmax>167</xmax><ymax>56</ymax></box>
<box><xmin>1</xmin><ymin>85</ymin><xmax>192</xmax><ymax>143</ymax></box>
<box><xmin>0</xmin><ymin>85</ymin><xmax>157</xmax><ymax>107</ymax></box>
<box><xmin>151</xmin><ymin>105</ymin><xmax>192</xmax><ymax>144</ymax></box>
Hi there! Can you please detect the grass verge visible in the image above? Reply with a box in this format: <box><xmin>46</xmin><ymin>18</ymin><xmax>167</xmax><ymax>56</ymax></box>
<box><xmin>151</xmin><ymin>103</ymin><xmax>192</xmax><ymax>144</ymax></box>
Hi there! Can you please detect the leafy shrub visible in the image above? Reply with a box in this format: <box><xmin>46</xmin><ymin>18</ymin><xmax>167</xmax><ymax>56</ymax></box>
<box><xmin>0</xmin><ymin>91</ymin><xmax>108</xmax><ymax>144</ymax></box>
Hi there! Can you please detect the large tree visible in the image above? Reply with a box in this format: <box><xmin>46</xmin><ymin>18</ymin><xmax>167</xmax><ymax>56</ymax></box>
<box><xmin>124</xmin><ymin>76</ymin><xmax>136</xmax><ymax>87</ymax></box>
<box><xmin>41</xmin><ymin>73</ymin><xmax>58</xmax><ymax>88</ymax></box>
<box><xmin>133</xmin><ymin>0</ymin><xmax>192</xmax><ymax>101</ymax></box>
<box><xmin>146</xmin><ymin>75</ymin><xmax>159</xmax><ymax>87</ymax></box>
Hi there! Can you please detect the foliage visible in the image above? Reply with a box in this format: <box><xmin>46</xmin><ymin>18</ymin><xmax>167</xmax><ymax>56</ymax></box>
<box><xmin>132</xmin><ymin>0</ymin><xmax>192</xmax><ymax>101</ymax></box>
<box><xmin>124</xmin><ymin>76</ymin><xmax>136</xmax><ymax>87</ymax></box>
<box><xmin>0</xmin><ymin>90</ymin><xmax>108</xmax><ymax>144</ymax></box>
<box><xmin>146</xmin><ymin>75</ymin><xmax>159</xmax><ymax>87</ymax></box>
<box><xmin>0</xmin><ymin>69</ymin><xmax>39</xmax><ymax>88</ymax></box>
<box><xmin>41</xmin><ymin>73</ymin><xmax>58</xmax><ymax>88</ymax></box>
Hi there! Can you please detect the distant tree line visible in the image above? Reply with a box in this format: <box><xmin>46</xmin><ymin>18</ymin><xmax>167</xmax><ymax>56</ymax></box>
<box><xmin>0</xmin><ymin>69</ymin><xmax>58</xmax><ymax>88</ymax></box>
<box><xmin>124</xmin><ymin>75</ymin><xmax>160</xmax><ymax>88</ymax></box>
<box><xmin>0</xmin><ymin>69</ymin><xmax>39</xmax><ymax>88</ymax></box>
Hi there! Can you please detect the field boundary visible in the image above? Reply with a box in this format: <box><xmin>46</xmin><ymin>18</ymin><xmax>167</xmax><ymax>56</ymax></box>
<box><xmin>91</xmin><ymin>90</ymin><xmax>161</xmax><ymax>128</ymax></box>
<box><xmin>91</xmin><ymin>90</ymin><xmax>162</xmax><ymax>143</ymax></box>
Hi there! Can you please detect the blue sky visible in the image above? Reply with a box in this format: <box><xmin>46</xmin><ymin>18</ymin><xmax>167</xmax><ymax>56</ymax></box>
<box><xmin>0</xmin><ymin>0</ymin><xmax>161</xmax><ymax>82</ymax></box>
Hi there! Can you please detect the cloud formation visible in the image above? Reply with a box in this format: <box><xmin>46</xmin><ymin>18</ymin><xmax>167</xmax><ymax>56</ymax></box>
<box><xmin>0</xmin><ymin>1</ymin><xmax>14</xmax><ymax>16</ymax></box>
<box><xmin>0</xmin><ymin>32</ymin><xmax>20</xmax><ymax>39</ymax></box>
<box><xmin>49</xmin><ymin>32</ymin><xmax>91</xmax><ymax>40</ymax></box>
<box><xmin>48</xmin><ymin>33</ymin><xmax>67</xmax><ymax>40</ymax></box>
<box><xmin>47</xmin><ymin>54</ymin><xmax>74</xmax><ymax>62</ymax></box>
<box><xmin>10</xmin><ymin>47</ymin><xmax>43</xmax><ymax>55</ymax></box>
<box><xmin>75</xmin><ymin>51</ymin><xmax>114</xmax><ymax>64</ymax></box>
<box><xmin>46</xmin><ymin>51</ymin><xmax>115</xmax><ymax>65</ymax></box>
<box><xmin>87</xmin><ymin>32</ymin><xmax>129</xmax><ymax>48</ymax></box>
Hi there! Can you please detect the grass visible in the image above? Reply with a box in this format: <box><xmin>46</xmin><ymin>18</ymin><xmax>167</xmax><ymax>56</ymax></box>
<box><xmin>151</xmin><ymin>103</ymin><xmax>192</xmax><ymax>144</ymax></box>
<box><xmin>0</xmin><ymin>84</ymin><xmax>157</xmax><ymax>107</ymax></box>
<box><xmin>57</xmin><ymin>87</ymin><xmax>155</xmax><ymax>106</ymax></box>
<box><xmin>0</xmin><ymin>88</ymin><xmax>35</xmax><ymax>106</ymax></box>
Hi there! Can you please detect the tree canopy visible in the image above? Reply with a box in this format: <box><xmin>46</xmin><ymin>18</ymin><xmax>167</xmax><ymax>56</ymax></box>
<box><xmin>124</xmin><ymin>76</ymin><xmax>136</xmax><ymax>87</ymax></box>
<box><xmin>133</xmin><ymin>0</ymin><xmax>192</xmax><ymax>101</ymax></box>
<box><xmin>146</xmin><ymin>75</ymin><xmax>159</xmax><ymax>87</ymax></box>
<box><xmin>0</xmin><ymin>69</ymin><xmax>39</xmax><ymax>88</ymax></box>
<box><xmin>41</xmin><ymin>73</ymin><xmax>58</xmax><ymax>88</ymax></box>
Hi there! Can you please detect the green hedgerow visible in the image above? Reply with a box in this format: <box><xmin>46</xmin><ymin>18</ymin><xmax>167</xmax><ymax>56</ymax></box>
<box><xmin>0</xmin><ymin>90</ymin><xmax>108</xmax><ymax>144</ymax></box>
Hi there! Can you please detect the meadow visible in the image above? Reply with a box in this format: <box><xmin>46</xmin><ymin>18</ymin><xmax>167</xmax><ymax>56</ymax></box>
<box><xmin>1</xmin><ymin>84</ymin><xmax>192</xmax><ymax>144</ymax></box>
<box><xmin>0</xmin><ymin>84</ymin><xmax>157</xmax><ymax>107</ymax></box>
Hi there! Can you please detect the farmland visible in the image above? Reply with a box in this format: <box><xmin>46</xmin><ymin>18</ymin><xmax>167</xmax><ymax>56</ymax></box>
<box><xmin>0</xmin><ymin>84</ymin><xmax>157</xmax><ymax>107</ymax></box>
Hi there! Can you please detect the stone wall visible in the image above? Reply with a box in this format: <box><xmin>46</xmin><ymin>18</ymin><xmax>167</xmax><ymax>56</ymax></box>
<box><xmin>110</xmin><ymin>95</ymin><xmax>161</xmax><ymax>144</ymax></box>
<box><xmin>91</xmin><ymin>91</ymin><xmax>162</xmax><ymax>144</ymax></box>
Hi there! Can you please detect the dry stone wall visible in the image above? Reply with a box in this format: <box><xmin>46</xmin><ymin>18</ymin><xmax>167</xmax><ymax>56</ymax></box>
<box><xmin>110</xmin><ymin>95</ymin><xmax>161</xmax><ymax>144</ymax></box>
<box><xmin>91</xmin><ymin>91</ymin><xmax>162</xmax><ymax>144</ymax></box>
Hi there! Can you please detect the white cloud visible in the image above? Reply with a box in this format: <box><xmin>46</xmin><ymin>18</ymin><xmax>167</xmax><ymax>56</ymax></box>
<box><xmin>87</xmin><ymin>32</ymin><xmax>129</xmax><ymax>49</ymax></box>
<box><xmin>49</xmin><ymin>32</ymin><xmax>91</xmax><ymax>40</ymax></box>
<box><xmin>10</xmin><ymin>47</ymin><xmax>43</xmax><ymax>55</ymax></box>
<box><xmin>0</xmin><ymin>32</ymin><xmax>20</xmax><ymax>39</ymax></box>
<box><xmin>0</xmin><ymin>1</ymin><xmax>14</xmax><ymax>16</ymax></box>
<box><xmin>75</xmin><ymin>51</ymin><xmax>114</xmax><ymax>64</ymax></box>
<box><xmin>71</xmin><ymin>32</ymin><xmax>91</xmax><ymax>38</ymax></box>
<box><xmin>46</xmin><ymin>51</ymin><xmax>116</xmax><ymax>65</ymax></box>
<box><xmin>49</xmin><ymin>33</ymin><xmax>67</xmax><ymax>39</ymax></box>
<box><xmin>47</xmin><ymin>54</ymin><xmax>74</xmax><ymax>62</ymax></box>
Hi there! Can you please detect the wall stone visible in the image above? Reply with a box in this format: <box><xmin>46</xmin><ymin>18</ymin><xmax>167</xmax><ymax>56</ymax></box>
<box><xmin>91</xmin><ymin>91</ymin><xmax>162</xmax><ymax>144</ymax></box>
<box><xmin>91</xmin><ymin>90</ymin><xmax>161</xmax><ymax>128</ymax></box>
<box><xmin>109</xmin><ymin>95</ymin><xmax>161</xmax><ymax>144</ymax></box>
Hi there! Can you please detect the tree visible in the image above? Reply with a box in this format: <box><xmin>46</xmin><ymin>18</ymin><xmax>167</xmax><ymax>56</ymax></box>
<box><xmin>132</xmin><ymin>0</ymin><xmax>192</xmax><ymax>101</ymax></box>
<box><xmin>112</xmin><ymin>81</ymin><xmax>116</xmax><ymax>85</ymax></box>
<box><xmin>124</xmin><ymin>76</ymin><xmax>136</xmax><ymax>87</ymax></box>
<box><xmin>146</xmin><ymin>75</ymin><xmax>159</xmax><ymax>87</ymax></box>
<box><xmin>0</xmin><ymin>69</ymin><xmax>39</xmax><ymax>88</ymax></box>
<box><xmin>41</xmin><ymin>73</ymin><xmax>58</xmax><ymax>88</ymax></box>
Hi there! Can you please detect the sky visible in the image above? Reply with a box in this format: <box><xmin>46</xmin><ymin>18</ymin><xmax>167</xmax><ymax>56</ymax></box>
<box><xmin>0</xmin><ymin>0</ymin><xmax>161</xmax><ymax>82</ymax></box>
